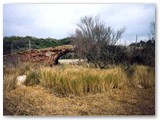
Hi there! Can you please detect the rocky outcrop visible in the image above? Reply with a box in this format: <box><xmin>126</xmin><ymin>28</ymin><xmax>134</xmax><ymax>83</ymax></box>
<box><xmin>4</xmin><ymin>45</ymin><xmax>75</xmax><ymax>66</ymax></box>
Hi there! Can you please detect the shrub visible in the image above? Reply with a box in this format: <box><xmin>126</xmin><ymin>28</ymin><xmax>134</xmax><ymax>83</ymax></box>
<box><xmin>25</xmin><ymin>71</ymin><xmax>40</xmax><ymax>86</ymax></box>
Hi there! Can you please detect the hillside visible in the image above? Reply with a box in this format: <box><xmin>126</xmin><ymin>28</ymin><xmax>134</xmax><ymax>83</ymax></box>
<box><xmin>3</xmin><ymin>36</ymin><xmax>72</xmax><ymax>55</ymax></box>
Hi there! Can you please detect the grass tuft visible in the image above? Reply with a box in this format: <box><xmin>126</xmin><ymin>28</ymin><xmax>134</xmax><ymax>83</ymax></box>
<box><xmin>25</xmin><ymin>70</ymin><xmax>40</xmax><ymax>86</ymax></box>
<box><xmin>3</xmin><ymin>63</ymin><xmax>155</xmax><ymax>96</ymax></box>
<box><xmin>38</xmin><ymin>66</ymin><xmax>128</xmax><ymax>96</ymax></box>
<box><xmin>131</xmin><ymin>65</ymin><xmax>155</xmax><ymax>88</ymax></box>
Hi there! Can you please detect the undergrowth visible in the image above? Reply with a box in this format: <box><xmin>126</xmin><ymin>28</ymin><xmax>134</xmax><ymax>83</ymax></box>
<box><xmin>3</xmin><ymin>63</ymin><xmax>155</xmax><ymax>96</ymax></box>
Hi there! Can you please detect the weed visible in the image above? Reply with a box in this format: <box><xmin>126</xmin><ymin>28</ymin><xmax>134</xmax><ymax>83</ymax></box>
<box><xmin>25</xmin><ymin>71</ymin><xmax>40</xmax><ymax>86</ymax></box>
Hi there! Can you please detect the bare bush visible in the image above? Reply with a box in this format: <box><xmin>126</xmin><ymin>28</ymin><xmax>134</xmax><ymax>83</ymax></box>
<box><xmin>150</xmin><ymin>22</ymin><xmax>155</xmax><ymax>40</ymax></box>
<box><xmin>72</xmin><ymin>15</ymin><xmax>125</xmax><ymax>68</ymax></box>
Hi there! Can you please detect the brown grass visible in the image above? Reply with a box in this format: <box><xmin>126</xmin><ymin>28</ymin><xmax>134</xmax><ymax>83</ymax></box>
<box><xmin>38</xmin><ymin>66</ymin><xmax>128</xmax><ymax>96</ymax></box>
<box><xmin>37</xmin><ymin>65</ymin><xmax>154</xmax><ymax>96</ymax></box>
<box><xmin>3</xmin><ymin>63</ymin><xmax>155</xmax><ymax>115</ymax></box>
<box><xmin>4</xmin><ymin>85</ymin><xmax>155</xmax><ymax>115</ymax></box>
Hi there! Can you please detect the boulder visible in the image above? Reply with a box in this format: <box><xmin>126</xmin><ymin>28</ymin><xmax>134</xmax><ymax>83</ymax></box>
<box><xmin>16</xmin><ymin>75</ymin><xmax>27</xmax><ymax>87</ymax></box>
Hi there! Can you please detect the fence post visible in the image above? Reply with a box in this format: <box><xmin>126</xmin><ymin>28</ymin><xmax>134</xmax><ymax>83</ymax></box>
<box><xmin>29</xmin><ymin>40</ymin><xmax>31</xmax><ymax>50</ymax></box>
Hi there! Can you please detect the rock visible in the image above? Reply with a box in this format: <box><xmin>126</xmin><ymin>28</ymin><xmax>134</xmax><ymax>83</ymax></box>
<box><xmin>16</xmin><ymin>75</ymin><xmax>27</xmax><ymax>87</ymax></box>
<box><xmin>137</xmin><ymin>84</ymin><xmax>144</xmax><ymax>89</ymax></box>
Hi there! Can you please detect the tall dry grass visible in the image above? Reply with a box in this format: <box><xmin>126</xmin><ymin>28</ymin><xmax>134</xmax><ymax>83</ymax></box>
<box><xmin>39</xmin><ymin>66</ymin><xmax>127</xmax><ymax>96</ymax></box>
<box><xmin>3</xmin><ymin>62</ymin><xmax>38</xmax><ymax>92</ymax></box>
<box><xmin>131</xmin><ymin>65</ymin><xmax>155</xmax><ymax>88</ymax></box>
<box><xmin>3</xmin><ymin>63</ymin><xmax>155</xmax><ymax>116</ymax></box>
<box><xmin>38</xmin><ymin>65</ymin><xmax>154</xmax><ymax>96</ymax></box>
<box><xmin>3</xmin><ymin>63</ymin><xmax>155</xmax><ymax>96</ymax></box>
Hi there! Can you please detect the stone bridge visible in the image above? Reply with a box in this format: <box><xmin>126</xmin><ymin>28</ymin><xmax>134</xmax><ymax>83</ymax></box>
<box><xmin>4</xmin><ymin>45</ymin><xmax>75</xmax><ymax>66</ymax></box>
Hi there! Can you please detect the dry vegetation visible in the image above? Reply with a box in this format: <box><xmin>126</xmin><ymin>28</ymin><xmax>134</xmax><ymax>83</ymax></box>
<box><xmin>3</xmin><ymin>62</ymin><xmax>155</xmax><ymax>115</ymax></box>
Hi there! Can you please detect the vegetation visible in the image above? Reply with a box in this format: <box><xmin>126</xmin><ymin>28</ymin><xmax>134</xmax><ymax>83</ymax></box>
<box><xmin>71</xmin><ymin>15</ymin><xmax>126</xmax><ymax>68</ymax></box>
<box><xmin>39</xmin><ymin>65</ymin><xmax>154</xmax><ymax>96</ymax></box>
<box><xmin>71</xmin><ymin>15</ymin><xmax>155</xmax><ymax>68</ymax></box>
<box><xmin>3</xmin><ymin>16</ymin><xmax>155</xmax><ymax>116</ymax></box>
<box><xmin>4</xmin><ymin>86</ymin><xmax>155</xmax><ymax>115</ymax></box>
<box><xmin>150</xmin><ymin>22</ymin><xmax>155</xmax><ymax>40</ymax></box>
<box><xmin>3</xmin><ymin>63</ymin><xmax>155</xmax><ymax>96</ymax></box>
<box><xmin>3</xmin><ymin>63</ymin><xmax>155</xmax><ymax>115</ymax></box>
<box><xmin>3</xmin><ymin>36</ymin><xmax>72</xmax><ymax>54</ymax></box>
<box><xmin>129</xmin><ymin>39</ymin><xmax>155</xmax><ymax>66</ymax></box>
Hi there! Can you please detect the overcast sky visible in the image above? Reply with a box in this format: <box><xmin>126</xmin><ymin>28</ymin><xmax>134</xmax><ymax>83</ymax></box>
<box><xmin>3</xmin><ymin>4</ymin><xmax>155</xmax><ymax>44</ymax></box>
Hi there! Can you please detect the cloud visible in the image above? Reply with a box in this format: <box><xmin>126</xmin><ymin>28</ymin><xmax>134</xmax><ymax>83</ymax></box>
<box><xmin>101</xmin><ymin>4</ymin><xmax>155</xmax><ymax>40</ymax></box>
<box><xmin>3</xmin><ymin>4</ymin><xmax>155</xmax><ymax>43</ymax></box>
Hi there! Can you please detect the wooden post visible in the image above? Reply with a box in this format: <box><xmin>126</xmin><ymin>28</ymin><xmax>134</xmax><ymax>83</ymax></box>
<box><xmin>29</xmin><ymin>40</ymin><xmax>31</xmax><ymax>50</ymax></box>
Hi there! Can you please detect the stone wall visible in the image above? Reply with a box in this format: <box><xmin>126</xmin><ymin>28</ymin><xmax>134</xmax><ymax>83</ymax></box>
<box><xmin>4</xmin><ymin>45</ymin><xmax>75</xmax><ymax>66</ymax></box>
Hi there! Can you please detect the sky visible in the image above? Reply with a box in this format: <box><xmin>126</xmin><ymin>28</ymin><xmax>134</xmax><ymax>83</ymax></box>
<box><xmin>3</xmin><ymin>4</ymin><xmax>155</xmax><ymax>44</ymax></box>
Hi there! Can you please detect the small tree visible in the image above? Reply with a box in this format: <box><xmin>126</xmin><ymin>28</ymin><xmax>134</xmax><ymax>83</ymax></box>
<box><xmin>150</xmin><ymin>22</ymin><xmax>155</xmax><ymax>40</ymax></box>
<box><xmin>72</xmin><ymin>15</ymin><xmax>125</xmax><ymax>68</ymax></box>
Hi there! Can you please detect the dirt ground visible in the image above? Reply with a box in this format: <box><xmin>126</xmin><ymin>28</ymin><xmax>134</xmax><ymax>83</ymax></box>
<box><xmin>3</xmin><ymin>86</ymin><xmax>155</xmax><ymax>116</ymax></box>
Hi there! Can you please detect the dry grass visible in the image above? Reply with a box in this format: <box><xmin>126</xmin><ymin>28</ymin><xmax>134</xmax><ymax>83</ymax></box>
<box><xmin>37</xmin><ymin>65</ymin><xmax>154</xmax><ymax>96</ymax></box>
<box><xmin>3</xmin><ymin>63</ymin><xmax>155</xmax><ymax>115</ymax></box>
<box><xmin>4</xmin><ymin>85</ymin><xmax>155</xmax><ymax>115</ymax></box>
<box><xmin>131</xmin><ymin>65</ymin><xmax>155</xmax><ymax>88</ymax></box>
<box><xmin>3</xmin><ymin>62</ymin><xmax>43</xmax><ymax>92</ymax></box>
<box><xmin>39</xmin><ymin>66</ymin><xmax>128</xmax><ymax>96</ymax></box>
